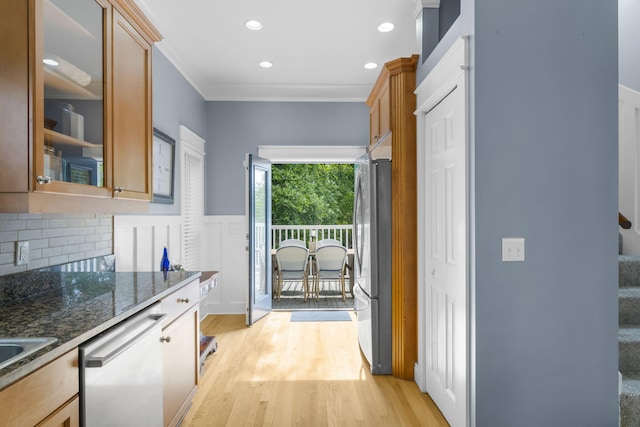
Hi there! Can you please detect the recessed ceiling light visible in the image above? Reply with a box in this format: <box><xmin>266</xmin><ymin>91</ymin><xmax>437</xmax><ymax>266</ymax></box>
<box><xmin>245</xmin><ymin>20</ymin><xmax>263</xmax><ymax>31</ymax></box>
<box><xmin>259</xmin><ymin>61</ymin><xmax>273</xmax><ymax>68</ymax></box>
<box><xmin>377</xmin><ymin>22</ymin><xmax>395</xmax><ymax>33</ymax></box>
<box><xmin>364</xmin><ymin>62</ymin><xmax>378</xmax><ymax>70</ymax></box>
<box><xmin>43</xmin><ymin>58</ymin><xmax>59</xmax><ymax>66</ymax></box>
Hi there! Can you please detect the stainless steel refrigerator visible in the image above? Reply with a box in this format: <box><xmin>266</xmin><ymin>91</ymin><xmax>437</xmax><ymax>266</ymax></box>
<box><xmin>353</xmin><ymin>153</ymin><xmax>392</xmax><ymax>374</ymax></box>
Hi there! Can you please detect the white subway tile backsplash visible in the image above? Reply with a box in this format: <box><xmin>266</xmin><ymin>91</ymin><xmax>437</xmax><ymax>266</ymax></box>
<box><xmin>49</xmin><ymin>254</ymin><xmax>69</xmax><ymax>265</ymax></box>
<box><xmin>48</xmin><ymin>219</ymin><xmax>69</xmax><ymax>228</ymax></box>
<box><xmin>0</xmin><ymin>221</ymin><xmax>26</xmax><ymax>232</ymax></box>
<box><xmin>95</xmin><ymin>241</ymin><xmax>109</xmax><ymax>250</ymax></box>
<box><xmin>0</xmin><ymin>253</ymin><xmax>14</xmax><ymax>264</ymax></box>
<box><xmin>49</xmin><ymin>236</ymin><xmax>70</xmax><ymax>247</ymax></box>
<box><xmin>0</xmin><ymin>213</ymin><xmax>113</xmax><ymax>276</ymax></box>
<box><xmin>68</xmin><ymin>235</ymin><xmax>85</xmax><ymax>245</ymax></box>
<box><xmin>63</xmin><ymin>244</ymin><xmax>81</xmax><ymax>255</ymax></box>
<box><xmin>18</xmin><ymin>229</ymin><xmax>43</xmax><ymax>240</ymax></box>
<box><xmin>30</xmin><ymin>238</ymin><xmax>50</xmax><ymax>250</ymax></box>
<box><xmin>85</xmin><ymin>218</ymin><xmax>100</xmax><ymax>227</ymax></box>
<box><xmin>41</xmin><ymin>228</ymin><xmax>63</xmax><ymax>239</ymax></box>
<box><xmin>26</xmin><ymin>219</ymin><xmax>49</xmax><ymax>229</ymax></box>
<box><xmin>0</xmin><ymin>231</ymin><xmax>18</xmax><ymax>243</ymax></box>
<box><xmin>19</xmin><ymin>213</ymin><xmax>41</xmax><ymax>220</ymax></box>
<box><xmin>85</xmin><ymin>234</ymin><xmax>100</xmax><ymax>243</ymax></box>
<box><xmin>42</xmin><ymin>246</ymin><xmax>64</xmax><ymax>258</ymax></box>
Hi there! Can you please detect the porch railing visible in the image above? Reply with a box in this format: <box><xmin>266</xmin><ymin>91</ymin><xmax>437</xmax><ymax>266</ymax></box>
<box><xmin>272</xmin><ymin>225</ymin><xmax>353</xmax><ymax>250</ymax></box>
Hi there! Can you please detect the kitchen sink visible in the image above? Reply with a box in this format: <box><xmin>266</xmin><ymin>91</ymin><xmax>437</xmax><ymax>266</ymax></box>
<box><xmin>0</xmin><ymin>337</ymin><xmax>57</xmax><ymax>371</ymax></box>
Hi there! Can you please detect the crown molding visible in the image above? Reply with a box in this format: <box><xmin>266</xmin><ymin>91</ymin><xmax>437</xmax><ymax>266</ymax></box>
<box><xmin>414</xmin><ymin>0</ymin><xmax>440</xmax><ymax>18</ymax></box>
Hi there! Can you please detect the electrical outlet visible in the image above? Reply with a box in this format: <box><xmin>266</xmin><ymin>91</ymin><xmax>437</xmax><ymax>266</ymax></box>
<box><xmin>16</xmin><ymin>241</ymin><xmax>29</xmax><ymax>265</ymax></box>
<box><xmin>502</xmin><ymin>238</ymin><xmax>525</xmax><ymax>262</ymax></box>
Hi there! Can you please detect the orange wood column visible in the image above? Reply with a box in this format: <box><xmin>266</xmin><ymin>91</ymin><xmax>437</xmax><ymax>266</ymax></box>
<box><xmin>367</xmin><ymin>55</ymin><xmax>418</xmax><ymax>380</ymax></box>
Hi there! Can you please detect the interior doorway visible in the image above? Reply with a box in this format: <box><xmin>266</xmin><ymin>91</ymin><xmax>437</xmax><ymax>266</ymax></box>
<box><xmin>257</xmin><ymin>145</ymin><xmax>366</xmax><ymax>311</ymax></box>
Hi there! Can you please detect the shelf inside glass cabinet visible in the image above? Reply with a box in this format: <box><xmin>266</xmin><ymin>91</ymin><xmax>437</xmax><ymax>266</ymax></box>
<box><xmin>44</xmin><ymin>129</ymin><xmax>101</xmax><ymax>149</ymax></box>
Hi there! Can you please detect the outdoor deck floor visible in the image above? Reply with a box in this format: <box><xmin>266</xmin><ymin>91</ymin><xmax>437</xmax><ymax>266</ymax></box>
<box><xmin>272</xmin><ymin>279</ymin><xmax>354</xmax><ymax>311</ymax></box>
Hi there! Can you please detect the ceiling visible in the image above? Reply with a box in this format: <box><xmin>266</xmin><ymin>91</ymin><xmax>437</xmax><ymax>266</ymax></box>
<box><xmin>134</xmin><ymin>0</ymin><xmax>420</xmax><ymax>102</ymax></box>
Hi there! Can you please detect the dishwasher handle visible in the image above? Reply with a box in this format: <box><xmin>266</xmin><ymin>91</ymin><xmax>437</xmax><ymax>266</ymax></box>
<box><xmin>84</xmin><ymin>313</ymin><xmax>167</xmax><ymax>368</ymax></box>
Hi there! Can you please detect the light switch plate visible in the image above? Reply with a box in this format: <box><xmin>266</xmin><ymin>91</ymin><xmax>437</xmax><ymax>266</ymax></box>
<box><xmin>502</xmin><ymin>238</ymin><xmax>525</xmax><ymax>262</ymax></box>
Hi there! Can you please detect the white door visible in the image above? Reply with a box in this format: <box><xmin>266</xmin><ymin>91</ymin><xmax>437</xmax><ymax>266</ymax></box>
<box><xmin>423</xmin><ymin>82</ymin><xmax>467</xmax><ymax>426</ymax></box>
<box><xmin>246</xmin><ymin>154</ymin><xmax>272</xmax><ymax>325</ymax></box>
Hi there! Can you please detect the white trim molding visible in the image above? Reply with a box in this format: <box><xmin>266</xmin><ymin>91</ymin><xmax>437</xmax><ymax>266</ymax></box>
<box><xmin>415</xmin><ymin>0</ymin><xmax>440</xmax><ymax>17</ymax></box>
<box><xmin>179</xmin><ymin>124</ymin><xmax>206</xmax><ymax>156</ymax></box>
<box><xmin>258</xmin><ymin>145</ymin><xmax>366</xmax><ymax>163</ymax></box>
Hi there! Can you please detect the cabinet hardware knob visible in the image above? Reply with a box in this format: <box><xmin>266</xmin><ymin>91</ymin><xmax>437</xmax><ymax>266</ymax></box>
<box><xmin>160</xmin><ymin>336</ymin><xmax>172</xmax><ymax>343</ymax></box>
<box><xmin>114</xmin><ymin>186</ymin><xmax>124</xmax><ymax>193</ymax></box>
<box><xmin>178</xmin><ymin>298</ymin><xmax>190</xmax><ymax>304</ymax></box>
<box><xmin>37</xmin><ymin>175</ymin><xmax>52</xmax><ymax>184</ymax></box>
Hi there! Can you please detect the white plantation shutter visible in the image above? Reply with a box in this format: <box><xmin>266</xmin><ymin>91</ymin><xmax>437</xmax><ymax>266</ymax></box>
<box><xmin>180</xmin><ymin>126</ymin><xmax>205</xmax><ymax>271</ymax></box>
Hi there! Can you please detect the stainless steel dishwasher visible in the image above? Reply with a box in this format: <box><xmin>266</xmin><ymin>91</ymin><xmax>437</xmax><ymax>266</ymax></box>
<box><xmin>79</xmin><ymin>303</ymin><xmax>166</xmax><ymax>427</ymax></box>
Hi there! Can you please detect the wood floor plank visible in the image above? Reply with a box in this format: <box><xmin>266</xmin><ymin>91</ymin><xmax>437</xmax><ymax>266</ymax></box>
<box><xmin>183</xmin><ymin>312</ymin><xmax>449</xmax><ymax>427</ymax></box>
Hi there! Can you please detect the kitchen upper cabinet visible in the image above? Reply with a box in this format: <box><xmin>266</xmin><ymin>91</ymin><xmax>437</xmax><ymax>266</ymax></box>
<box><xmin>366</xmin><ymin>55</ymin><xmax>419</xmax><ymax>380</ymax></box>
<box><xmin>0</xmin><ymin>0</ymin><xmax>160</xmax><ymax>213</ymax></box>
<box><xmin>112</xmin><ymin>9</ymin><xmax>153</xmax><ymax>201</ymax></box>
<box><xmin>369</xmin><ymin>83</ymin><xmax>390</xmax><ymax>147</ymax></box>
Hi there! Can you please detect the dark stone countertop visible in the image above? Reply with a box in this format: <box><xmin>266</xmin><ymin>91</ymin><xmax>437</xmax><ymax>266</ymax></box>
<box><xmin>0</xmin><ymin>270</ymin><xmax>201</xmax><ymax>391</ymax></box>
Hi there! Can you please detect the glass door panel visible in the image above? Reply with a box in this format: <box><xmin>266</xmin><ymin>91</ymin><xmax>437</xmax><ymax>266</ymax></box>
<box><xmin>247</xmin><ymin>154</ymin><xmax>272</xmax><ymax>325</ymax></box>
<box><xmin>42</xmin><ymin>0</ymin><xmax>104</xmax><ymax>187</ymax></box>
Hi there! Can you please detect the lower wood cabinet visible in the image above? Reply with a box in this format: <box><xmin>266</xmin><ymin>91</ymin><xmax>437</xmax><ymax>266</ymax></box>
<box><xmin>37</xmin><ymin>396</ymin><xmax>80</xmax><ymax>427</ymax></box>
<box><xmin>0</xmin><ymin>350</ymin><xmax>79</xmax><ymax>427</ymax></box>
<box><xmin>161</xmin><ymin>279</ymin><xmax>200</xmax><ymax>427</ymax></box>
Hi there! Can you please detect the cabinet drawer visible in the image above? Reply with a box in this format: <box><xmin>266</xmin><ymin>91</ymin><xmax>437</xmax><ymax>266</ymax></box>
<box><xmin>161</xmin><ymin>279</ymin><xmax>199</xmax><ymax>325</ymax></box>
<box><xmin>0</xmin><ymin>349</ymin><xmax>78</xmax><ymax>426</ymax></box>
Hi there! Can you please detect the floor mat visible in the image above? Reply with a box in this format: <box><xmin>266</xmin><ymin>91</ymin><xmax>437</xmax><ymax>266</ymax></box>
<box><xmin>290</xmin><ymin>310</ymin><xmax>352</xmax><ymax>322</ymax></box>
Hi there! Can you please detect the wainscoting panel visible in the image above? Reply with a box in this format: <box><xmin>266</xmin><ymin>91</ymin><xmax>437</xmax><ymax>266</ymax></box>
<box><xmin>113</xmin><ymin>214</ymin><xmax>248</xmax><ymax>317</ymax></box>
<box><xmin>620</xmin><ymin>85</ymin><xmax>640</xmax><ymax>255</ymax></box>
<box><xmin>200</xmin><ymin>215</ymin><xmax>247</xmax><ymax>316</ymax></box>
<box><xmin>113</xmin><ymin>215</ymin><xmax>183</xmax><ymax>272</ymax></box>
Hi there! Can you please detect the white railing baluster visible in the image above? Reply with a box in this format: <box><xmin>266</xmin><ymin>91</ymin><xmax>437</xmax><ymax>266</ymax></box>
<box><xmin>271</xmin><ymin>224</ymin><xmax>353</xmax><ymax>249</ymax></box>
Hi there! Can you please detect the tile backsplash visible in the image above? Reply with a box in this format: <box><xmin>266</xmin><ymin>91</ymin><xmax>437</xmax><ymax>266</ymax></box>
<box><xmin>0</xmin><ymin>213</ymin><xmax>113</xmax><ymax>277</ymax></box>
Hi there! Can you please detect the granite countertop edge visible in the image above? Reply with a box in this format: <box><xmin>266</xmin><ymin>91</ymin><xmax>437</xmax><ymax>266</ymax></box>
<box><xmin>0</xmin><ymin>271</ymin><xmax>201</xmax><ymax>391</ymax></box>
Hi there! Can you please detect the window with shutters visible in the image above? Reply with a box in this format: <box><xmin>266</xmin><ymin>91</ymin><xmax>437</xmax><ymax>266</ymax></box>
<box><xmin>180</xmin><ymin>126</ymin><xmax>205</xmax><ymax>271</ymax></box>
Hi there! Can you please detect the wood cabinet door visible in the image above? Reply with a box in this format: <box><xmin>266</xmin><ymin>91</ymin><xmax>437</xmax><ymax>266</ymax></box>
<box><xmin>378</xmin><ymin>85</ymin><xmax>391</xmax><ymax>138</ymax></box>
<box><xmin>162</xmin><ymin>306</ymin><xmax>199</xmax><ymax>427</ymax></box>
<box><xmin>112</xmin><ymin>10</ymin><xmax>152</xmax><ymax>201</ymax></box>
<box><xmin>370</xmin><ymin>101</ymin><xmax>380</xmax><ymax>146</ymax></box>
<box><xmin>37</xmin><ymin>396</ymin><xmax>80</xmax><ymax>427</ymax></box>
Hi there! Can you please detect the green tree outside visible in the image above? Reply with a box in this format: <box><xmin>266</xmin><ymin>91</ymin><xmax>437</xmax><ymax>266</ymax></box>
<box><xmin>271</xmin><ymin>164</ymin><xmax>355</xmax><ymax>225</ymax></box>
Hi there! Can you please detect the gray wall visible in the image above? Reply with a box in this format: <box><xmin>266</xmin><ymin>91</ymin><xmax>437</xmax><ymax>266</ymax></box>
<box><xmin>149</xmin><ymin>47</ymin><xmax>207</xmax><ymax>215</ymax></box>
<box><xmin>205</xmin><ymin>101</ymin><xmax>369</xmax><ymax>215</ymax></box>
<box><xmin>417</xmin><ymin>0</ymin><xmax>474</xmax><ymax>84</ymax></box>
<box><xmin>619</xmin><ymin>0</ymin><xmax>640</xmax><ymax>92</ymax></box>
<box><xmin>472</xmin><ymin>0</ymin><xmax>619</xmax><ymax>425</ymax></box>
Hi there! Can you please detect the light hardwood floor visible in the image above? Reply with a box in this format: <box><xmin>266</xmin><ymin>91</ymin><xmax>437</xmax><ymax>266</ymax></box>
<box><xmin>183</xmin><ymin>312</ymin><xmax>449</xmax><ymax>427</ymax></box>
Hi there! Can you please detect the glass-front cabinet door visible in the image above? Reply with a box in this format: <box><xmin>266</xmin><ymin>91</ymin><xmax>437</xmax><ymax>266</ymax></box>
<box><xmin>35</xmin><ymin>0</ymin><xmax>108</xmax><ymax>196</ymax></box>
